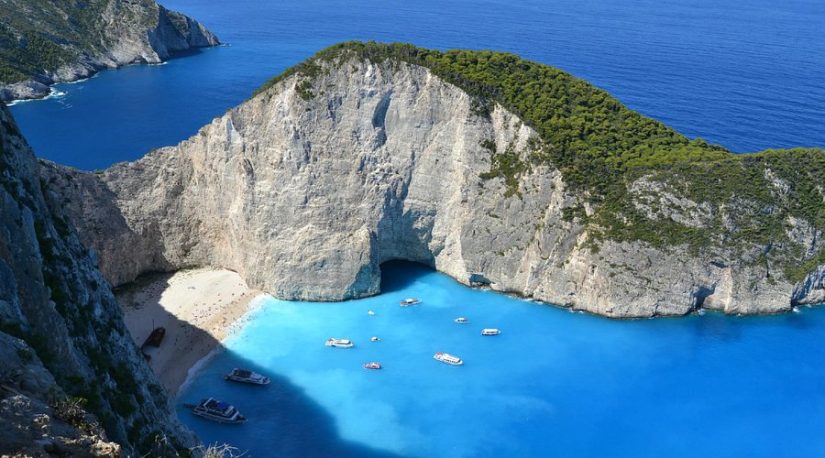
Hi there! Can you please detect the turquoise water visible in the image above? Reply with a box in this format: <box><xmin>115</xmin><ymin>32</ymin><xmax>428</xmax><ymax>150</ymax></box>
<box><xmin>7</xmin><ymin>0</ymin><xmax>825</xmax><ymax>455</ymax></box>
<box><xmin>9</xmin><ymin>0</ymin><xmax>825</xmax><ymax>169</ymax></box>
<box><xmin>178</xmin><ymin>262</ymin><xmax>825</xmax><ymax>457</ymax></box>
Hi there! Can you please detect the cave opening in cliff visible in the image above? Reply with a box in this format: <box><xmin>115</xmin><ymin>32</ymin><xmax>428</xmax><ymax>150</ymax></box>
<box><xmin>378</xmin><ymin>260</ymin><xmax>436</xmax><ymax>295</ymax></box>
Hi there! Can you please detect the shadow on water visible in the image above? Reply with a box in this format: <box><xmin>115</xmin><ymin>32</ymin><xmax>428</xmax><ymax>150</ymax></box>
<box><xmin>378</xmin><ymin>260</ymin><xmax>435</xmax><ymax>295</ymax></box>
<box><xmin>117</xmin><ymin>271</ymin><xmax>402</xmax><ymax>457</ymax></box>
<box><xmin>179</xmin><ymin>350</ymin><xmax>404</xmax><ymax>458</ymax></box>
<box><xmin>165</xmin><ymin>47</ymin><xmax>208</xmax><ymax>62</ymax></box>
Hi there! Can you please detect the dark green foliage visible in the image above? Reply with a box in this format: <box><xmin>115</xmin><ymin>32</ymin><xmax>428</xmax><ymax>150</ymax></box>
<box><xmin>16</xmin><ymin>346</ymin><xmax>34</xmax><ymax>362</ymax></box>
<box><xmin>0</xmin><ymin>0</ymin><xmax>129</xmax><ymax>84</ymax></box>
<box><xmin>0</xmin><ymin>320</ymin><xmax>24</xmax><ymax>339</ymax></box>
<box><xmin>26</xmin><ymin>331</ymin><xmax>54</xmax><ymax>366</ymax></box>
<box><xmin>254</xmin><ymin>41</ymin><xmax>731</xmax><ymax>194</ymax></box>
<box><xmin>0</xmin><ymin>25</ymin><xmax>74</xmax><ymax>84</ymax></box>
<box><xmin>479</xmin><ymin>146</ymin><xmax>529</xmax><ymax>198</ymax></box>
<box><xmin>109</xmin><ymin>388</ymin><xmax>136</xmax><ymax>417</ymax></box>
<box><xmin>253</xmin><ymin>42</ymin><xmax>825</xmax><ymax>279</ymax></box>
<box><xmin>112</xmin><ymin>362</ymin><xmax>138</xmax><ymax>393</ymax></box>
<box><xmin>51</xmin><ymin>396</ymin><xmax>97</xmax><ymax>433</ymax></box>
<box><xmin>251</xmin><ymin>58</ymin><xmax>322</xmax><ymax>98</ymax></box>
<box><xmin>295</xmin><ymin>79</ymin><xmax>314</xmax><ymax>100</ymax></box>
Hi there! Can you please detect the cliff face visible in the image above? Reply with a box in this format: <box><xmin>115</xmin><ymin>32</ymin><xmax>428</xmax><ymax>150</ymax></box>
<box><xmin>0</xmin><ymin>104</ymin><xmax>194</xmax><ymax>456</ymax></box>
<box><xmin>0</xmin><ymin>0</ymin><xmax>219</xmax><ymax>103</ymax></box>
<box><xmin>44</xmin><ymin>54</ymin><xmax>825</xmax><ymax>318</ymax></box>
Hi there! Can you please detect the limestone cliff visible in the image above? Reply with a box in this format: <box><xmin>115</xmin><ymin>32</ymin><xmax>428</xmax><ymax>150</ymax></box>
<box><xmin>44</xmin><ymin>44</ymin><xmax>825</xmax><ymax>318</ymax></box>
<box><xmin>0</xmin><ymin>0</ymin><xmax>219</xmax><ymax>103</ymax></box>
<box><xmin>0</xmin><ymin>104</ymin><xmax>194</xmax><ymax>456</ymax></box>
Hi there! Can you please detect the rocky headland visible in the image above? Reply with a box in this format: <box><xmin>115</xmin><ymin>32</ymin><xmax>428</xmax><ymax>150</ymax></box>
<box><xmin>42</xmin><ymin>42</ymin><xmax>825</xmax><ymax>319</ymax></box>
<box><xmin>0</xmin><ymin>0</ymin><xmax>219</xmax><ymax>103</ymax></box>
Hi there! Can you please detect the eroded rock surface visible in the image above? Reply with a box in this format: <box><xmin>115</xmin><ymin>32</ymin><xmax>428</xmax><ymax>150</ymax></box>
<box><xmin>44</xmin><ymin>57</ymin><xmax>825</xmax><ymax>317</ymax></box>
<box><xmin>1</xmin><ymin>104</ymin><xmax>194</xmax><ymax>456</ymax></box>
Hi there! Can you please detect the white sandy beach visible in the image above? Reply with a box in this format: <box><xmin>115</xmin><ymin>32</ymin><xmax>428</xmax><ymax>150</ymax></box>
<box><xmin>117</xmin><ymin>268</ymin><xmax>262</xmax><ymax>395</ymax></box>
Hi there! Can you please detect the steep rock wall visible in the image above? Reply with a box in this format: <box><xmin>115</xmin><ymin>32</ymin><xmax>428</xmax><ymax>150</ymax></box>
<box><xmin>0</xmin><ymin>104</ymin><xmax>194</xmax><ymax>456</ymax></box>
<box><xmin>45</xmin><ymin>58</ymin><xmax>825</xmax><ymax>317</ymax></box>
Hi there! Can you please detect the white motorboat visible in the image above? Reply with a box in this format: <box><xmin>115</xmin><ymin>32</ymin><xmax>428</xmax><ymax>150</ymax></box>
<box><xmin>325</xmin><ymin>337</ymin><xmax>354</xmax><ymax>348</ymax></box>
<box><xmin>481</xmin><ymin>328</ymin><xmax>501</xmax><ymax>336</ymax></box>
<box><xmin>224</xmin><ymin>368</ymin><xmax>270</xmax><ymax>385</ymax></box>
<box><xmin>188</xmin><ymin>398</ymin><xmax>246</xmax><ymax>424</ymax></box>
<box><xmin>454</xmin><ymin>317</ymin><xmax>469</xmax><ymax>324</ymax></box>
<box><xmin>433</xmin><ymin>352</ymin><xmax>463</xmax><ymax>366</ymax></box>
<box><xmin>368</xmin><ymin>310</ymin><xmax>376</xmax><ymax>316</ymax></box>
<box><xmin>399</xmin><ymin>298</ymin><xmax>421</xmax><ymax>307</ymax></box>
<box><xmin>370</xmin><ymin>336</ymin><xmax>381</xmax><ymax>342</ymax></box>
<box><xmin>363</xmin><ymin>362</ymin><xmax>382</xmax><ymax>370</ymax></box>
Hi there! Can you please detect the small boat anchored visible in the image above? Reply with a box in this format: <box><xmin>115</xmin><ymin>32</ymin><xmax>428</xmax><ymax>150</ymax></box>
<box><xmin>186</xmin><ymin>398</ymin><xmax>246</xmax><ymax>424</ymax></box>
<box><xmin>325</xmin><ymin>338</ymin><xmax>354</xmax><ymax>348</ymax></box>
<box><xmin>363</xmin><ymin>362</ymin><xmax>382</xmax><ymax>370</ymax></box>
<box><xmin>225</xmin><ymin>368</ymin><xmax>270</xmax><ymax>385</ymax></box>
<box><xmin>454</xmin><ymin>317</ymin><xmax>469</xmax><ymax>324</ymax></box>
<box><xmin>368</xmin><ymin>310</ymin><xmax>376</xmax><ymax>316</ymax></box>
<box><xmin>433</xmin><ymin>352</ymin><xmax>463</xmax><ymax>366</ymax></box>
<box><xmin>481</xmin><ymin>328</ymin><xmax>501</xmax><ymax>336</ymax></box>
<box><xmin>399</xmin><ymin>298</ymin><xmax>421</xmax><ymax>307</ymax></box>
<box><xmin>370</xmin><ymin>336</ymin><xmax>381</xmax><ymax>342</ymax></box>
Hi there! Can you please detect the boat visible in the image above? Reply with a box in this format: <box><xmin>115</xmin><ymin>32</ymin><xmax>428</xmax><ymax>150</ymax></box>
<box><xmin>363</xmin><ymin>362</ymin><xmax>382</xmax><ymax>370</ymax></box>
<box><xmin>141</xmin><ymin>326</ymin><xmax>166</xmax><ymax>349</ymax></box>
<box><xmin>368</xmin><ymin>310</ymin><xmax>375</xmax><ymax>316</ymax></box>
<box><xmin>433</xmin><ymin>352</ymin><xmax>463</xmax><ymax>366</ymax></box>
<box><xmin>481</xmin><ymin>328</ymin><xmax>501</xmax><ymax>336</ymax></box>
<box><xmin>325</xmin><ymin>337</ymin><xmax>354</xmax><ymax>348</ymax></box>
<box><xmin>188</xmin><ymin>398</ymin><xmax>246</xmax><ymax>424</ymax></box>
<box><xmin>454</xmin><ymin>317</ymin><xmax>469</xmax><ymax>324</ymax></box>
<box><xmin>399</xmin><ymin>298</ymin><xmax>421</xmax><ymax>307</ymax></box>
<box><xmin>370</xmin><ymin>336</ymin><xmax>380</xmax><ymax>342</ymax></box>
<box><xmin>224</xmin><ymin>368</ymin><xmax>270</xmax><ymax>385</ymax></box>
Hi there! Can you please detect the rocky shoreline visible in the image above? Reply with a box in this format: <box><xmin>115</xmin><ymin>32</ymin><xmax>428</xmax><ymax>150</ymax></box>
<box><xmin>0</xmin><ymin>3</ymin><xmax>219</xmax><ymax>104</ymax></box>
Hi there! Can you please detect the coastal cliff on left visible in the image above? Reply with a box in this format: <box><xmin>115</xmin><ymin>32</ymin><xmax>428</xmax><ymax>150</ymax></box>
<box><xmin>0</xmin><ymin>102</ymin><xmax>195</xmax><ymax>455</ymax></box>
<box><xmin>0</xmin><ymin>0</ymin><xmax>219</xmax><ymax>103</ymax></box>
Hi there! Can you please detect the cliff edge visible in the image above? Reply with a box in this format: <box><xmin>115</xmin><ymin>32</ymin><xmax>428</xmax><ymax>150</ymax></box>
<box><xmin>45</xmin><ymin>42</ymin><xmax>825</xmax><ymax>318</ymax></box>
<box><xmin>0</xmin><ymin>0</ymin><xmax>219</xmax><ymax>103</ymax></box>
<box><xmin>0</xmin><ymin>103</ymin><xmax>195</xmax><ymax>456</ymax></box>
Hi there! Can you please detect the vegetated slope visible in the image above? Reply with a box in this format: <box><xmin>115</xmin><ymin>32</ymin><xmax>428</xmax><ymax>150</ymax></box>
<box><xmin>262</xmin><ymin>42</ymin><xmax>825</xmax><ymax>283</ymax></box>
<box><xmin>0</xmin><ymin>0</ymin><xmax>219</xmax><ymax>102</ymax></box>
<box><xmin>0</xmin><ymin>103</ymin><xmax>195</xmax><ymax>456</ymax></box>
<box><xmin>49</xmin><ymin>42</ymin><xmax>825</xmax><ymax>317</ymax></box>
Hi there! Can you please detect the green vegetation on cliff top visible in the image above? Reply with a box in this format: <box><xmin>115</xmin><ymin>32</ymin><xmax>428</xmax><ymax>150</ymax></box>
<box><xmin>0</xmin><ymin>0</ymin><xmax>109</xmax><ymax>83</ymax></box>
<box><xmin>0</xmin><ymin>0</ymin><xmax>162</xmax><ymax>84</ymax></box>
<box><xmin>257</xmin><ymin>41</ymin><xmax>825</xmax><ymax>281</ymax></box>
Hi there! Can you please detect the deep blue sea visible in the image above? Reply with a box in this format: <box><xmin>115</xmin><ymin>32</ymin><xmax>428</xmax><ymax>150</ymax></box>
<box><xmin>8</xmin><ymin>0</ymin><xmax>825</xmax><ymax>456</ymax></box>
<box><xmin>179</xmin><ymin>263</ymin><xmax>825</xmax><ymax>457</ymax></box>
<box><xmin>8</xmin><ymin>0</ymin><xmax>825</xmax><ymax>170</ymax></box>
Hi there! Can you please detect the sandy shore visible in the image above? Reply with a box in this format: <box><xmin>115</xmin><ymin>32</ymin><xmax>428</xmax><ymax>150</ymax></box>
<box><xmin>116</xmin><ymin>268</ymin><xmax>261</xmax><ymax>396</ymax></box>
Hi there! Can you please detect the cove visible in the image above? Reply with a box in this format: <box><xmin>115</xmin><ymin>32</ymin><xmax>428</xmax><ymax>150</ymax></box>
<box><xmin>178</xmin><ymin>262</ymin><xmax>825</xmax><ymax>457</ymax></box>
